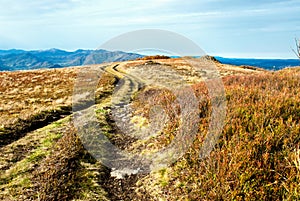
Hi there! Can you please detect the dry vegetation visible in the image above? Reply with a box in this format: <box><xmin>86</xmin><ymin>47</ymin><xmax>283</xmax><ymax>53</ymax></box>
<box><xmin>0</xmin><ymin>58</ymin><xmax>299</xmax><ymax>200</ymax></box>
<box><xmin>137</xmin><ymin>55</ymin><xmax>171</xmax><ymax>60</ymax></box>
<box><xmin>0</xmin><ymin>68</ymin><xmax>77</xmax><ymax>127</ymax></box>
<box><xmin>134</xmin><ymin>67</ymin><xmax>300</xmax><ymax>200</ymax></box>
<box><xmin>0</xmin><ymin>66</ymin><xmax>116</xmax><ymax>200</ymax></box>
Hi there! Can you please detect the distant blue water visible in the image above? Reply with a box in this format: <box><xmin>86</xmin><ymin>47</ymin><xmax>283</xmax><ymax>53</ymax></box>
<box><xmin>215</xmin><ymin>57</ymin><xmax>300</xmax><ymax>71</ymax></box>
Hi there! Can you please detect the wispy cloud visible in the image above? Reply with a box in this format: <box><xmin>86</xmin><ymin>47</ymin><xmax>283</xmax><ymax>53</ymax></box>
<box><xmin>0</xmin><ymin>0</ymin><xmax>299</xmax><ymax>57</ymax></box>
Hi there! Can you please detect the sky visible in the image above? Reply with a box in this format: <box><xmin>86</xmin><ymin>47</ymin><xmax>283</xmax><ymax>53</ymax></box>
<box><xmin>0</xmin><ymin>0</ymin><xmax>300</xmax><ymax>58</ymax></box>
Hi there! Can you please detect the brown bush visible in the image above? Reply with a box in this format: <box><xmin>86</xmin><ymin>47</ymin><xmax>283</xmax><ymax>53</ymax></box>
<box><xmin>137</xmin><ymin>55</ymin><xmax>171</xmax><ymax>60</ymax></box>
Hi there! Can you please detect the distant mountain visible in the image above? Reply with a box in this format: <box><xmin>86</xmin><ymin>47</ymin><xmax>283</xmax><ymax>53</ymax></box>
<box><xmin>0</xmin><ymin>49</ymin><xmax>26</xmax><ymax>56</ymax></box>
<box><xmin>0</xmin><ymin>49</ymin><xmax>144</xmax><ymax>71</ymax></box>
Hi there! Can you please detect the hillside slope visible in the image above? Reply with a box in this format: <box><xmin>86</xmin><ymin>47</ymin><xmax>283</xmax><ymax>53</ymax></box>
<box><xmin>0</xmin><ymin>58</ymin><xmax>299</xmax><ymax>200</ymax></box>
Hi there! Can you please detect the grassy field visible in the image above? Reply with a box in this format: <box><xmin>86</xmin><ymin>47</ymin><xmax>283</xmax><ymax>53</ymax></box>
<box><xmin>0</xmin><ymin>58</ymin><xmax>299</xmax><ymax>200</ymax></box>
<box><xmin>134</xmin><ymin>67</ymin><xmax>300</xmax><ymax>200</ymax></box>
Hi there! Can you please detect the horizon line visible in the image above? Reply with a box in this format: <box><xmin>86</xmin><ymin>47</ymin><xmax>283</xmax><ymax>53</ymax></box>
<box><xmin>0</xmin><ymin>48</ymin><xmax>299</xmax><ymax>60</ymax></box>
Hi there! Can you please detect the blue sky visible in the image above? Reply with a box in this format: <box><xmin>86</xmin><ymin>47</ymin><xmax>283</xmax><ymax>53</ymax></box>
<box><xmin>0</xmin><ymin>0</ymin><xmax>300</xmax><ymax>58</ymax></box>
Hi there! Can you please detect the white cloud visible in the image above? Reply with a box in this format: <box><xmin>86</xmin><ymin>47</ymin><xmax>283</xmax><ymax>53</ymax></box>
<box><xmin>0</xmin><ymin>0</ymin><xmax>300</xmax><ymax>57</ymax></box>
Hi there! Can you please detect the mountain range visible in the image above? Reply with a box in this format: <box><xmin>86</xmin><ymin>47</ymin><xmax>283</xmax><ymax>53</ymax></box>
<box><xmin>0</xmin><ymin>48</ymin><xmax>143</xmax><ymax>71</ymax></box>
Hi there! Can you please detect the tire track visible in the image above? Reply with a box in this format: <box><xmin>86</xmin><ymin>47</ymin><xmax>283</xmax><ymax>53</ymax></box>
<box><xmin>99</xmin><ymin>63</ymin><xmax>151</xmax><ymax>200</ymax></box>
<box><xmin>0</xmin><ymin>62</ymin><xmax>148</xmax><ymax>200</ymax></box>
<box><xmin>107</xmin><ymin>64</ymin><xmax>145</xmax><ymax>138</ymax></box>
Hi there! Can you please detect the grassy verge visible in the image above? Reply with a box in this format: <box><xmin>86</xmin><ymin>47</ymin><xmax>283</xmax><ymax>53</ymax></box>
<box><xmin>0</xmin><ymin>117</ymin><xmax>68</xmax><ymax>200</ymax></box>
<box><xmin>0</xmin><ymin>68</ymin><xmax>116</xmax><ymax>201</ymax></box>
<box><xmin>135</xmin><ymin>68</ymin><xmax>300</xmax><ymax>200</ymax></box>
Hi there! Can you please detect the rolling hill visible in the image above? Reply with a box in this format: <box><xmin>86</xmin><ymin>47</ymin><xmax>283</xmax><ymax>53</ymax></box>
<box><xmin>0</xmin><ymin>58</ymin><xmax>299</xmax><ymax>200</ymax></box>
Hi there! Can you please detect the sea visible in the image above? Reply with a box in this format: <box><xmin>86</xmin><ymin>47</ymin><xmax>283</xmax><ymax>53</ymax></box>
<box><xmin>214</xmin><ymin>57</ymin><xmax>300</xmax><ymax>71</ymax></box>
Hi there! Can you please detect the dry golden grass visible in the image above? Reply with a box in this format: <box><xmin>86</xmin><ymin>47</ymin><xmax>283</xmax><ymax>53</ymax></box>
<box><xmin>0</xmin><ymin>68</ymin><xmax>78</xmax><ymax>127</ymax></box>
<box><xmin>0</xmin><ymin>59</ymin><xmax>298</xmax><ymax>200</ymax></box>
<box><xmin>0</xmin><ymin>66</ymin><xmax>116</xmax><ymax>200</ymax></box>
<box><xmin>135</xmin><ymin>67</ymin><xmax>300</xmax><ymax>200</ymax></box>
